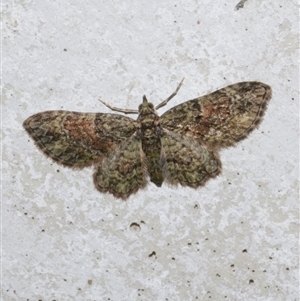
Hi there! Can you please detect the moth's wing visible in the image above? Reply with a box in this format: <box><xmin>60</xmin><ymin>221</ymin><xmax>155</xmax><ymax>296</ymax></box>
<box><xmin>93</xmin><ymin>133</ymin><xmax>148</xmax><ymax>200</ymax></box>
<box><xmin>23</xmin><ymin>111</ymin><xmax>137</xmax><ymax>168</ymax></box>
<box><xmin>160</xmin><ymin>82</ymin><xmax>271</xmax><ymax>148</ymax></box>
<box><xmin>161</xmin><ymin>130</ymin><xmax>221</xmax><ymax>188</ymax></box>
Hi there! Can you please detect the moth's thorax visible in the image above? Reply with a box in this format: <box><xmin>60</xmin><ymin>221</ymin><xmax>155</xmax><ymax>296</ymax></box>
<box><xmin>138</xmin><ymin>97</ymin><xmax>160</xmax><ymax>134</ymax></box>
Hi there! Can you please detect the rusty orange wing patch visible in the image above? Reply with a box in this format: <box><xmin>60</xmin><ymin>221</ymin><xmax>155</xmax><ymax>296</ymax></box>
<box><xmin>23</xmin><ymin>111</ymin><xmax>137</xmax><ymax>168</ymax></box>
<box><xmin>161</xmin><ymin>82</ymin><xmax>271</xmax><ymax>148</ymax></box>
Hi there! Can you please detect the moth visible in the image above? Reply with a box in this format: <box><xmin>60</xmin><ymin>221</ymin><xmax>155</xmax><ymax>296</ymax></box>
<box><xmin>23</xmin><ymin>80</ymin><xmax>271</xmax><ymax>200</ymax></box>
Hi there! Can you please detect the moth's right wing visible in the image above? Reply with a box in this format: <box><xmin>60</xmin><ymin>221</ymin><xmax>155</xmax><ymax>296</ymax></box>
<box><xmin>23</xmin><ymin>111</ymin><xmax>138</xmax><ymax>168</ymax></box>
<box><xmin>160</xmin><ymin>82</ymin><xmax>271</xmax><ymax>148</ymax></box>
<box><xmin>161</xmin><ymin>130</ymin><xmax>221</xmax><ymax>188</ymax></box>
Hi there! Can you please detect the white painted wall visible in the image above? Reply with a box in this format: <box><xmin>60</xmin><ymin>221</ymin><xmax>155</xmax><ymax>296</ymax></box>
<box><xmin>3</xmin><ymin>0</ymin><xmax>299</xmax><ymax>300</ymax></box>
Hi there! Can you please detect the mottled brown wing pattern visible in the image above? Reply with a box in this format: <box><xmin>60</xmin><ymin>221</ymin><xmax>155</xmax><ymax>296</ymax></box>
<box><xmin>161</xmin><ymin>130</ymin><xmax>221</xmax><ymax>187</ymax></box>
<box><xmin>93</xmin><ymin>133</ymin><xmax>148</xmax><ymax>200</ymax></box>
<box><xmin>23</xmin><ymin>111</ymin><xmax>137</xmax><ymax>168</ymax></box>
<box><xmin>23</xmin><ymin>80</ymin><xmax>271</xmax><ymax>200</ymax></box>
<box><xmin>160</xmin><ymin>82</ymin><xmax>271</xmax><ymax>147</ymax></box>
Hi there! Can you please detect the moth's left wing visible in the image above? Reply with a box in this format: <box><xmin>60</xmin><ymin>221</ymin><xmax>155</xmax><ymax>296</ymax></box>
<box><xmin>93</xmin><ymin>133</ymin><xmax>148</xmax><ymax>200</ymax></box>
<box><xmin>23</xmin><ymin>111</ymin><xmax>137</xmax><ymax>168</ymax></box>
<box><xmin>160</xmin><ymin>82</ymin><xmax>271</xmax><ymax>148</ymax></box>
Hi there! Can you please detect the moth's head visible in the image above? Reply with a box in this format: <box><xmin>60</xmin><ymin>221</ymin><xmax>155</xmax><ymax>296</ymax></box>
<box><xmin>138</xmin><ymin>95</ymin><xmax>156</xmax><ymax>115</ymax></box>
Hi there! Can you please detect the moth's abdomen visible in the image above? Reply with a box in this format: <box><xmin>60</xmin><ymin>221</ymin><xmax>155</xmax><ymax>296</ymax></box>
<box><xmin>139</xmin><ymin>113</ymin><xmax>164</xmax><ymax>187</ymax></box>
<box><xmin>142</xmin><ymin>134</ymin><xmax>163</xmax><ymax>187</ymax></box>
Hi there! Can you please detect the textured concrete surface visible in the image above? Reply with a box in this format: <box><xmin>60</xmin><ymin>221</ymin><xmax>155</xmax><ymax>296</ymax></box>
<box><xmin>3</xmin><ymin>0</ymin><xmax>299</xmax><ymax>300</ymax></box>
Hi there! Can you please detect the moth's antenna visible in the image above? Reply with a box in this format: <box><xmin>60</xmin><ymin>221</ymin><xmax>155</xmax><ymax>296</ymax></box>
<box><xmin>155</xmin><ymin>78</ymin><xmax>185</xmax><ymax>110</ymax></box>
<box><xmin>99</xmin><ymin>98</ymin><xmax>139</xmax><ymax>114</ymax></box>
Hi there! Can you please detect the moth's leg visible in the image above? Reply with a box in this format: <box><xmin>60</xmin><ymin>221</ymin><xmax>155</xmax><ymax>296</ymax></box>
<box><xmin>99</xmin><ymin>99</ymin><xmax>138</xmax><ymax>114</ymax></box>
<box><xmin>155</xmin><ymin>78</ymin><xmax>185</xmax><ymax>110</ymax></box>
